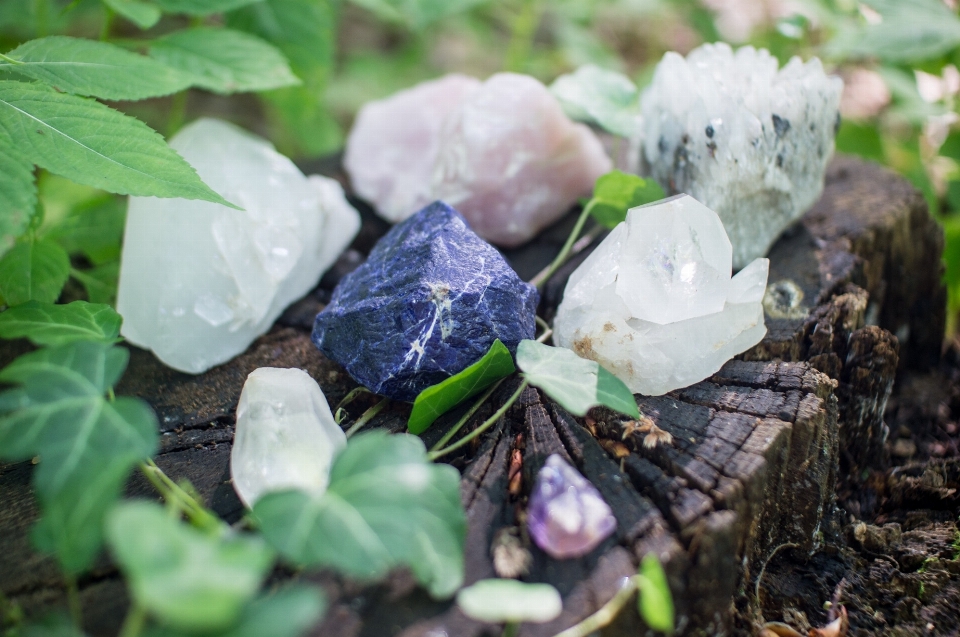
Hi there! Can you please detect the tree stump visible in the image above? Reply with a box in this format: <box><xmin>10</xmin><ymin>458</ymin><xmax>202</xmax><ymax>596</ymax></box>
<box><xmin>0</xmin><ymin>156</ymin><xmax>944</xmax><ymax>636</ymax></box>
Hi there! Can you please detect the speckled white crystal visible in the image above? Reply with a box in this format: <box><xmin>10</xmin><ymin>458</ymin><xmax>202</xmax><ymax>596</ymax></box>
<box><xmin>117</xmin><ymin>118</ymin><xmax>361</xmax><ymax>374</ymax></box>
<box><xmin>230</xmin><ymin>367</ymin><xmax>346</xmax><ymax>508</ymax></box>
<box><xmin>553</xmin><ymin>195</ymin><xmax>769</xmax><ymax>396</ymax></box>
<box><xmin>345</xmin><ymin>72</ymin><xmax>611</xmax><ymax>247</ymax></box>
<box><xmin>639</xmin><ymin>43</ymin><xmax>843</xmax><ymax>269</ymax></box>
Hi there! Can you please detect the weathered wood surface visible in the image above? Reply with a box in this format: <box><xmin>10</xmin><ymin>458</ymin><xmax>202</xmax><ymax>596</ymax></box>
<box><xmin>0</xmin><ymin>156</ymin><xmax>944</xmax><ymax>636</ymax></box>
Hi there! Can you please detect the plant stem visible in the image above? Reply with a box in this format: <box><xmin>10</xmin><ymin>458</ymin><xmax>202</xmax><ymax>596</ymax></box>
<box><xmin>428</xmin><ymin>380</ymin><xmax>528</xmax><ymax>461</ymax></box>
<box><xmin>33</xmin><ymin>0</ymin><xmax>49</xmax><ymax>37</ymax></box>
<box><xmin>0</xmin><ymin>53</ymin><xmax>22</xmax><ymax>65</ymax></box>
<box><xmin>429</xmin><ymin>379</ymin><xmax>504</xmax><ymax>452</ymax></box>
<box><xmin>336</xmin><ymin>387</ymin><xmax>371</xmax><ymax>412</ymax></box>
<box><xmin>65</xmin><ymin>575</ymin><xmax>82</xmax><ymax>629</ymax></box>
<box><xmin>345</xmin><ymin>398</ymin><xmax>388</xmax><ymax>438</ymax></box>
<box><xmin>535</xmin><ymin>315</ymin><xmax>553</xmax><ymax>344</ymax></box>
<box><xmin>530</xmin><ymin>201</ymin><xmax>597</xmax><ymax>291</ymax></box>
<box><xmin>551</xmin><ymin>576</ymin><xmax>638</xmax><ymax>637</ymax></box>
<box><xmin>504</xmin><ymin>0</ymin><xmax>543</xmax><ymax>72</ymax></box>
<box><xmin>502</xmin><ymin>621</ymin><xmax>520</xmax><ymax>637</ymax></box>
<box><xmin>139</xmin><ymin>460</ymin><xmax>220</xmax><ymax>531</ymax></box>
<box><xmin>166</xmin><ymin>91</ymin><xmax>189</xmax><ymax>138</ymax></box>
<box><xmin>117</xmin><ymin>603</ymin><xmax>147</xmax><ymax>637</ymax></box>
<box><xmin>100</xmin><ymin>6</ymin><xmax>114</xmax><ymax>41</ymax></box>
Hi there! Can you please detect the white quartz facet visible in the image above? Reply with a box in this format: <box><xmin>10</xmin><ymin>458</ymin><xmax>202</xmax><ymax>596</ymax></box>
<box><xmin>553</xmin><ymin>195</ymin><xmax>769</xmax><ymax>396</ymax></box>
<box><xmin>117</xmin><ymin>118</ymin><xmax>361</xmax><ymax>374</ymax></box>
<box><xmin>639</xmin><ymin>43</ymin><xmax>843</xmax><ymax>269</ymax></box>
<box><xmin>345</xmin><ymin>72</ymin><xmax>612</xmax><ymax>247</ymax></box>
<box><xmin>230</xmin><ymin>367</ymin><xmax>346</xmax><ymax>508</ymax></box>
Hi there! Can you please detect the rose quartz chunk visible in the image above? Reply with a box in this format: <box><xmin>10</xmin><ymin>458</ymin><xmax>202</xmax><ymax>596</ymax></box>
<box><xmin>345</xmin><ymin>73</ymin><xmax>612</xmax><ymax>248</ymax></box>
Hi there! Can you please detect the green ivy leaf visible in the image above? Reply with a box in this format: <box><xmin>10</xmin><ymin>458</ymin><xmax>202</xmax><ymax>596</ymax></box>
<box><xmin>826</xmin><ymin>0</ymin><xmax>960</xmax><ymax>63</ymax></box>
<box><xmin>44</xmin><ymin>194</ymin><xmax>125</xmax><ymax>265</ymax></box>
<box><xmin>103</xmin><ymin>0</ymin><xmax>162</xmax><ymax>29</ymax></box>
<box><xmin>149</xmin><ymin>28</ymin><xmax>300</xmax><ymax>95</ymax></box>
<box><xmin>1</xmin><ymin>37</ymin><xmax>192</xmax><ymax>101</ymax></box>
<box><xmin>408</xmin><ymin>339</ymin><xmax>515</xmax><ymax>435</ymax></box>
<box><xmin>0</xmin><ymin>146</ymin><xmax>37</xmax><ymax>257</ymax></box>
<box><xmin>0</xmin><ymin>81</ymin><xmax>235</xmax><ymax>206</ymax></box>
<box><xmin>515</xmin><ymin>340</ymin><xmax>640</xmax><ymax>419</ymax></box>
<box><xmin>348</xmin><ymin>0</ymin><xmax>487</xmax><ymax>30</ymax></box>
<box><xmin>0</xmin><ymin>238</ymin><xmax>69</xmax><ymax>306</ymax></box>
<box><xmin>589</xmin><ymin>170</ymin><xmax>665</xmax><ymax>229</ymax></box>
<box><xmin>107</xmin><ymin>500</ymin><xmax>275</xmax><ymax>633</ymax></box>
<box><xmin>70</xmin><ymin>262</ymin><xmax>119</xmax><ymax>305</ymax></box>
<box><xmin>456</xmin><ymin>579</ymin><xmax>562</xmax><ymax>624</ymax></box>
<box><xmin>637</xmin><ymin>553</ymin><xmax>674</xmax><ymax>634</ymax></box>
<box><xmin>550</xmin><ymin>65</ymin><xmax>641</xmax><ymax>138</ymax></box>
<box><xmin>255</xmin><ymin>431</ymin><xmax>466</xmax><ymax>598</ymax></box>
<box><xmin>151</xmin><ymin>0</ymin><xmax>264</xmax><ymax>15</ymax></box>
<box><xmin>0</xmin><ymin>300</ymin><xmax>121</xmax><ymax>346</ymax></box>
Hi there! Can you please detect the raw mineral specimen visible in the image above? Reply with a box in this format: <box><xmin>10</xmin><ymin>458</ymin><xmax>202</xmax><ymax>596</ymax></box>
<box><xmin>638</xmin><ymin>43</ymin><xmax>843</xmax><ymax>268</ymax></box>
<box><xmin>344</xmin><ymin>72</ymin><xmax>611</xmax><ymax>247</ymax></box>
<box><xmin>312</xmin><ymin>201</ymin><xmax>538</xmax><ymax>402</ymax></box>
<box><xmin>117</xmin><ymin>118</ymin><xmax>360</xmax><ymax>374</ymax></box>
<box><xmin>230</xmin><ymin>367</ymin><xmax>346</xmax><ymax>508</ymax></box>
<box><xmin>553</xmin><ymin>195</ymin><xmax>768</xmax><ymax>396</ymax></box>
<box><xmin>527</xmin><ymin>454</ymin><xmax>616</xmax><ymax>559</ymax></box>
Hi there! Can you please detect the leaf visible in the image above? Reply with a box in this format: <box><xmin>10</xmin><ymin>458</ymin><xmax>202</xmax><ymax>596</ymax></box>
<box><xmin>637</xmin><ymin>553</ymin><xmax>674</xmax><ymax>634</ymax></box>
<box><xmin>456</xmin><ymin>579</ymin><xmax>562</xmax><ymax>623</ymax></box>
<box><xmin>103</xmin><ymin>0</ymin><xmax>162</xmax><ymax>29</ymax></box>
<box><xmin>550</xmin><ymin>64</ymin><xmax>641</xmax><ymax>138</ymax></box>
<box><xmin>44</xmin><ymin>194</ymin><xmax>125</xmax><ymax>264</ymax></box>
<box><xmin>0</xmin><ymin>81</ymin><xmax>234</xmax><ymax>206</ymax></box>
<box><xmin>1</xmin><ymin>37</ymin><xmax>192</xmax><ymax>101</ymax></box>
<box><xmin>407</xmin><ymin>339</ymin><xmax>515</xmax><ymax>435</ymax></box>
<box><xmin>826</xmin><ymin>0</ymin><xmax>960</xmax><ymax>63</ymax></box>
<box><xmin>151</xmin><ymin>0</ymin><xmax>264</xmax><ymax>15</ymax></box>
<box><xmin>227</xmin><ymin>0</ymin><xmax>336</xmax><ymax>75</ymax></box>
<box><xmin>107</xmin><ymin>500</ymin><xmax>275</xmax><ymax>633</ymax></box>
<box><xmin>149</xmin><ymin>28</ymin><xmax>300</xmax><ymax>95</ymax></box>
<box><xmin>589</xmin><ymin>171</ymin><xmax>666</xmax><ymax>229</ymax></box>
<box><xmin>515</xmin><ymin>340</ymin><xmax>640</xmax><ymax>419</ymax></box>
<box><xmin>0</xmin><ymin>145</ymin><xmax>37</xmax><ymax>256</ymax></box>
<box><xmin>347</xmin><ymin>0</ymin><xmax>487</xmax><ymax>30</ymax></box>
<box><xmin>255</xmin><ymin>431</ymin><xmax>466</xmax><ymax>598</ymax></box>
<box><xmin>0</xmin><ymin>238</ymin><xmax>69</xmax><ymax>306</ymax></box>
<box><xmin>71</xmin><ymin>262</ymin><xmax>119</xmax><ymax>305</ymax></box>
<box><xmin>0</xmin><ymin>300</ymin><xmax>121</xmax><ymax>346</ymax></box>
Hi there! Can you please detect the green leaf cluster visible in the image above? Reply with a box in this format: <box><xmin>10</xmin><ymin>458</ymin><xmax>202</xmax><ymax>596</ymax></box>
<box><xmin>588</xmin><ymin>170</ymin><xmax>666</xmax><ymax>229</ymax></box>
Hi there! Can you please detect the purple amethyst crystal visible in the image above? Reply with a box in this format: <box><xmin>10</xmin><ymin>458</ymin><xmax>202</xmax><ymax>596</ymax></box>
<box><xmin>527</xmin><ymin>454</ymin><xmax>617</xmax><ymax>559</ymax></box>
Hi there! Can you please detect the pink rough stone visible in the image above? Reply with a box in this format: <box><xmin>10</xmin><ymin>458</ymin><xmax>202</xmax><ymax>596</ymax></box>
<box><xmin>527</xmin><ymin>454</ymin><xmax>617</xmax><ymax>559</ymax></box>
<box><xmin>344</xmin><ymin>73</ymin><xmax>612</xmax><ymax>248</ymax></box>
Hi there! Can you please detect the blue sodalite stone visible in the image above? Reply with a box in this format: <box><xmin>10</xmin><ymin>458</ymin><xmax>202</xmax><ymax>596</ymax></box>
<box><xmin>312</xmin><ymin>201</ymin><xmax>539</xmax><ymax>401</ymax></box>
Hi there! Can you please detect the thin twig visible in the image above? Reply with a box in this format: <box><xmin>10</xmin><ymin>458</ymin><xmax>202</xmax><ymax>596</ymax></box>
<box><xmin>428</xmin><ymin>380</ymin><xmax>528</xmax><ymax>461</ymax></box>
<box><xmin>345</xmin><ymin>398</ymin><xmax>388</xmax><ymax>438</ymax></box>
<box><xmin>429</xmin><ymin>379</ymin><xmax>504</xmax><ymax>452</ymax></box>
<box><xmin>529</xmin><ymin>210</ymin><xmax>603</xmax><ymax>290</ymax></box>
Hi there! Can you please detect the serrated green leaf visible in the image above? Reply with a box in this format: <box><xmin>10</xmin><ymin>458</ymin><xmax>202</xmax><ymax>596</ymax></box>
<box><xmin>348</xmin><ymin>0</ymin><xmax>487</xmax><ymax>29</ymax></box>
<box><xmin>103</xmin><ymin>0</ymin><xmax>162</xmax><ymax>29</ymax></box>
<box><xmin>152</xmin><ymin>0</ymin><xmax>263</xmax><ymax>15</ymax></box>
<box><xmin>0</xmin><ymin>238</ymin><xmax>69</xmax><ymax>306</ymax></box>
<box><xmin>456</xmin><ymin>579</ymin><xmax>562</xmax><ymax>623</ymax></box>
<box><xmin>516</xmin><ymin>340</ymin><xmax>640</xmax><ymax>419</ymax></box>
<box><xmin>107</xmin><ymin>500</ymin><xmax>274</xmax><ymax>632</ymax></box>
<box><xmin>0</xmin><ymin>145</ymin><xmax>37</xmax><ymax>256</ymax></box>
<box><xmin>1</xmin><ymin>37</ymin><xmax>192</xmax><ymax>101</ymax></box>
<box><xmin>44</xmin><ymin>194</ymin><xmax>125</xmax><ymax>264</ymax></box>
<box><xmin>826</xmin><ymin>0</ymin><xmax>960</xmax><ymax>63</ymax></box>
<box><xmin>150</xmin><ymin>28</ymin><xmax>300</xmax><ymax>95</ymax></box>
<box><xmin>408</xmin><ymin>339</ymin><xmax>514</xmax><ymax>435</ymax></box>
<box><xmin>550</xmin><ymin>65</ymin><xmax>640</xmax><ymax>138</ymax></box>
<box><xmin>589</xmin><ymin>171</ymin><xmax>666</xmax><ymax>229</ymax></box>
<box><xmin>0</xmin><ymin>81</ymin><xmax>234</xmax><ymax>206</ymax></box>
<box><xmin>71</xmin><ymin>262</ymin><xmax>119</xmax><ymax>305</ymax></box>
<box><xmin>255</xmin><ymin>431</ymin><xmax>466</xmax><ymax>598</ymax></box>
<box><xmin>0</xmin><ymin>300</ymin><xmax>121</xmax><ymax>346</ymax></box>
<box><xmin>637</xmin><ymin>553</ymin><xmax>674</xmax><ymax>634</ymax></box>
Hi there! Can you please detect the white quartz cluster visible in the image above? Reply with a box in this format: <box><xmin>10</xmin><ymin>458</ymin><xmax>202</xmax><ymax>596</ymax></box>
<box><xmin>345</xmin><ymin>73</ymin><xmax>611</xmax><ymax>247</ymax></box>
<box><xmin>639</xmin><ymin>43</ymin><xmax>843</xmax><ymax>268</ymax></box>
<box><xmin>553</xmin><ymin>195</ymin><xmax>768</xmax><ymax>396</ymax></box>
<box><xmin>230</xmin><ymin>367</ymin><xmax>346</xmax><ymax>508</ymax></box>
<box><xmin>117</xmin><ymin>118</ymin><xmax>360</xmax><ymax>374</ymax></box>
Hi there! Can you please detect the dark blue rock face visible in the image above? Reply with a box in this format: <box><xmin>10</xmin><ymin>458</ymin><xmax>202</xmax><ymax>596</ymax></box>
<box><xmin>312</xmin><ymin>201</ymin><xmax>539</xmax><ymax>402</ymax></box>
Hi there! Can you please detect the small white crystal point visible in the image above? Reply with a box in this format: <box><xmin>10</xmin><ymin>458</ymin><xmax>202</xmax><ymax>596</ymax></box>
<box><xmin>231</xmin><ymin>367</ymin><xmax>346</xmax><ymax>509</ymax></box>
<box><xmin>639</xmin><ymin>43</ymin><xmax>843</xmax><ymax>269</ymax></box>
<box><xmin>554</xmin><ymin>197</ymin><xmax>768</xmax><ymax>396</ymax></box>
<box><xmin>345</xmin><ymin>72</ymin><xmax>612</xmax><ymax>247</ymax></box>
<box><xmin>117</xmin><ymin>118</ymin><xmax>360</xmax><ymax>373</ymax></box>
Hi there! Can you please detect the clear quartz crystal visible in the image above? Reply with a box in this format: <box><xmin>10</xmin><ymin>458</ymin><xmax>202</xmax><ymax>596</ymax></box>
<box><xmin>553</xmin><ymin>195</ymin><xmax>769</xmax><ymax>396</ymax></box>
<box><xmin>230</xmin><ymin>367</ymin><xmax>346</xmax><ymax>509</ymax></box>
<box><xmin>117</xmin><ymin>118</ymin><xmax>360</xmax><ymax>374</ymax></box>
<box><xmin>639</xmin><ymin>43</ymin><xmax>843</xmax><ymax>268</ymax></box>
<box><xmin>527</xmin><ymin>454</ymin><xmax>617</xmax><ymax>559</ymax></box>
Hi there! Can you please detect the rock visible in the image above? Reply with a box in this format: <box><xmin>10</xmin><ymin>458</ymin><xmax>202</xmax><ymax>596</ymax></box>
<box><xmin>230</xmin><ymin>367</ymin><xmax>346</xmax><ymax>508</ymax></box>
<box><xmin>638</xmin><ymin>43</ymin><xmax>842</xmax><ymax>269</ymax></box>
<box><xmin>553</xmin><ymin>195</ymin><xmax>768</xmax><ymax>396</ymax></box>
<box><xmin>527</xmin><ymin>454</ymin><xmax>617</xmax><ymax>559</ymax></box>
<box><xmin>344</xmin><ymin>72</ymin><xmax>611</xmax><ymax>248</ymax></box>
<box><xmin>117</xmin><ymin>118</ymin><xmax>360</xmax><ymax>374</ymax></box>
<box><xmin>312</xmin><ymin>201</ymin><xmax>538</xmax><ymax>402</ymax></box>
